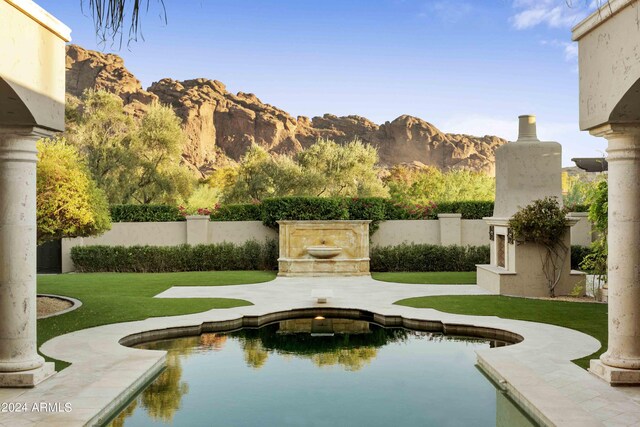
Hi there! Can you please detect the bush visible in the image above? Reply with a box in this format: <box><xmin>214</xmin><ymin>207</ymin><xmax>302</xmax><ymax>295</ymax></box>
<box><xmin>384</xmin><ymin>201</ymin><xmax>437</xmax><ymax>220</ymax></box>
<box><xmin>261</xmin><ymin>197</ymin><xmax>349</xmax><ymax>228</ymax></box>
<box><xmin>210</xmin><ymin>203</ymin><xmax>262</xmax><ymax>221</ymax></box>
<box><xmin>565</xmin><ymin>203</ymin><xmax>590</xmax><ymax>213</ymax></box>
<box><xmin>346</xmin><ymin>197</ymin><xmax>388</xmax><ymax>233</ymax></box>
<box><xmin>382</xmin><ymin>200</ymin><xmax>492</xmax><ymax>220</ymax></box>
<box><xmin>110</xmin><ymin>205</ymin><xmax>184</xmax><ymax>222</ymax></box>
<box><xmin>370</xmin><ymin>244</ymin><xmax>489</xmax><ymax>272</ymax></box>
<box><xmin>430</xmin><ymin>201</ymin><xmax>494</xmax><ymax>219</ymax></box>
<box><xmin>571</xmin><ymin>245</ymin><xmax>593</xmax><ymax>270</ymax></box>
<box><xmin>71</xmin><ymin>240</ymin><xmax>278</xmax><ymax>272</ymax></box>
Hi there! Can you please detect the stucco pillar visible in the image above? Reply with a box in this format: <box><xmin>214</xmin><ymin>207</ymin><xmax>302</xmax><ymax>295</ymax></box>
<box><xmin>590</xmin><ymin>124</ymin><xmax>640</xmax><ymax>384</ymax></box>
<box><xmin>0</xmin><ymin>126</ymin><xmax>55</xmax><ymax>387</ymax></box>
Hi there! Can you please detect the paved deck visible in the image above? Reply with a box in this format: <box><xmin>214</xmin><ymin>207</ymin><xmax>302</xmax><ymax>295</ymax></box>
<box><xmin>0</xmin><ymin>276</ymin><xmax>637</xmax><ymax>426</ymax></box>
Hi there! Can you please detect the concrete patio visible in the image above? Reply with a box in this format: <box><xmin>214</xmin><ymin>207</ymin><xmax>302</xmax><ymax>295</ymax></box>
<box><xmin>0</xmin><ymin>276</ymin><xmax>634</xmax><ymax>426</ymax></box>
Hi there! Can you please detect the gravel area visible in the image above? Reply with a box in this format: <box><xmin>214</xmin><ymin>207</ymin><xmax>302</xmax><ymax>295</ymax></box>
<box><xmin>37</xmin><ymin>296</ymin><xmax>73</xmax><ymax>318</ymax></box>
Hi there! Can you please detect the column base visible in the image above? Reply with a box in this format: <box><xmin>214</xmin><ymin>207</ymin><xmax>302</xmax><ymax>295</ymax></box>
<box><xmin>590</xmin><ymin>359</ymin><xmax>640</xmax><ymax>386</ymax></box>
<box><xmin>0</xmin><ymin>362</ymin><xmax>55</xmax><ymax>388</ymax></box>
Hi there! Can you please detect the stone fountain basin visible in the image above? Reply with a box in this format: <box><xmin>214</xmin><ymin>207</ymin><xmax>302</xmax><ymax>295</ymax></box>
<box><xmin>306</xmin><ymin>246</ymin><xmax>342</xmax><ymax>259</ymax></box>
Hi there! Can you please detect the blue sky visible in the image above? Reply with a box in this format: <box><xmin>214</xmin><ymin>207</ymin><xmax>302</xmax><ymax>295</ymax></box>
<box><xmin>39</xmin><ymin>0</ymin><xmax>608</xmax><ymax>166</ymax></box>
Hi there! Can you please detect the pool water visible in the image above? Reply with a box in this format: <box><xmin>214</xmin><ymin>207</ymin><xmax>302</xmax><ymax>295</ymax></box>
<box><xmin>108</xmin><ymin>318</ymin><xmax>536</xmax><ymax>427</ymax></box>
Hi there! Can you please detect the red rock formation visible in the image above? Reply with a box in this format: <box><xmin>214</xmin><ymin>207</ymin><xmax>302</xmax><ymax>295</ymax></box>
<box><xmin>65</xmin><ymin>44</ymin><xmax>506</xmax><ymax>176</ymax></box>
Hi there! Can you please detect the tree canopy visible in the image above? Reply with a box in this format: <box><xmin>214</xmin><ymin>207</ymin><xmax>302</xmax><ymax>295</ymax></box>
<box><xmin>65</xmin><ymin>90</ymin><xmax>194</xmax><ymax>205</ymax></box>
<box><xmin>36</xmin><ymin>137</ymin><xmax>111</xmax><ymax>244</ymax></box>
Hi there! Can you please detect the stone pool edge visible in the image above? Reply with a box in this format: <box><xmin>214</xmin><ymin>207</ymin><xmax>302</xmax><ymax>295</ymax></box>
<box><xmin>1</xmin><ymin>299</ymin><xmax>608</xmax><ymax>426</ymax></box>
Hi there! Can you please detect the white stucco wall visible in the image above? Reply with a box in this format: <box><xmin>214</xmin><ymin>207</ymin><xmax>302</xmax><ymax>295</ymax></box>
<box><xmin>461</xmin><ymin>220</ymin><xmax>490</xmax><ymax>246</ymax></box>
<box><xmin>371</xmin><ymin>220</ymin><xmax>440</xmax><ymax>247</ymax></box>
<box><xmin>60</xmin><ymin>215</ymin><xmax>593</xmax><ymax>272</ymax></box>
<box><xmin>208</xmin><ymin>221</ymin><xmax>278</xmax><ymax>244</ymax></box>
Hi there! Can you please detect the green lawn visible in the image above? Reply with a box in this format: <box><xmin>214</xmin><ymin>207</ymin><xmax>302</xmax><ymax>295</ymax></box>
<box><xmin>372</xmin><ymin>271</ymin><xmax>477</xmax><ymax>284</ymax></box>
<box><xmin>395</xmin><ymin>295</ymin><xmax>607</xmax><ymax>369</ymax></box>
<box><xmin>38</xmin><ymin>271</ymin><xmax>276</xmax><ymax>370</ymax></box>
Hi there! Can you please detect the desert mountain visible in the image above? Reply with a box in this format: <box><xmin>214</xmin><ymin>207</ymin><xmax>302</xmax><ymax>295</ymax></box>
<box><xmin>65</xmin><ymin>44</ymin><xmax>506</xmax><ymax>176</ymax></box>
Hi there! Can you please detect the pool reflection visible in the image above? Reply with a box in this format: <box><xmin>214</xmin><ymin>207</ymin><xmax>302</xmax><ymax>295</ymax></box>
<box><xmin>108</xmin><ymin>319</ymin><xmax>535</xmax><ymax>427</ymax></box>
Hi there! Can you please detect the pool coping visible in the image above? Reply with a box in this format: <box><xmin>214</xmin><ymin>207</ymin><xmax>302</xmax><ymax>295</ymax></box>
<box><xmin>1</xmin><ymin>277</ymin><xmax>637</xmax><ymax>426</ymax></box>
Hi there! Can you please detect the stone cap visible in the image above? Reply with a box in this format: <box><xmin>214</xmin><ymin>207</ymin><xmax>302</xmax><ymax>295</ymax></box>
<box><xmin>437</xmin><ymin>213</ymin><xmax>462</xmax><ymax>219</ymax></box>
<box><xmin>567</xmin><ymin>212</ymin><xmax>589</xmax><ymax>218</ymax></box>
<box><xmin>572</xmin><ymin>0</ymin><xmax>631</xmax><ymax>41</ymax></box>
<box><xmin>185</xmin><ymin>215</ymin><xmax>210</xmax><ymax>220</ymax></box>
<box><xmin>277</xmin><ymin>220</ymin><xmax>372</xmax><ymax>224</ymax></box>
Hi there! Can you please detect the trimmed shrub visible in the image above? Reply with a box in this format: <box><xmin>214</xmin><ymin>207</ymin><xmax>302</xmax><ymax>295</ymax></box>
<box><xmin>571</xmin><ymin>245</ymin><xmax>593</xmax><ymax>270</ymax></box>
<box><xmin>565</xmin><ymin>203</ymin><xmax>590</xmax><ymax>213</ymax></box>
<box><xmin>71</xmin><ymin>240</ymin><xmax>278</xmax><ymax>273</ymax></box>
<box><xmin>430</xmin><ymin>201</ymin><xmax>494</xmax><ymax>219</ymax></box>
<box><xmin>110</xmin><ymin>199</ymin><xmax>496</xmax><ymax>224</ymax></box>
<box><xmin>370</xmin><ymin>244</ymin><xmax>489</xmax><ymax>272</ymax></box>
<box><xmin>110</xmin><ymin>205</ymin><xmax>183</xmax><ymax>222</ymax></box>
<box><xmin>347</xmin><ymin>197</ymin><xmax>387</xmax><ymax>233</ymax></box>
<box><xmin>261</xmin><ymin>197</ymin><xmax>349</xmax><ymax>229</ymax></box>
<box><xmin>384</xmin><ymin>201</ymin><xmax>437</xmax><ymax>220</ymax></box>
<box><xmin>210</xmin><ymin>203</ymin><xmax>262</xmax><ymax>221</ymax></box>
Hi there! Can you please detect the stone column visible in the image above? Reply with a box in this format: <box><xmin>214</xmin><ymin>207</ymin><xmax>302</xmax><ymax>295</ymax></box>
<box><xmin>590</xmin><ymin>124</ymin><xmax>640</xmax><ymax>384</ymax></box>
<box><xmin>0</xmin><ymin>126</ymin><xmax>55</xmax><ymax>387</ymax></box>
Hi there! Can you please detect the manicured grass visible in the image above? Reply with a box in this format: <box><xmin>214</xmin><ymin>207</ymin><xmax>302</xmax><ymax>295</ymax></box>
<box><xmin>395</xmin><ymin>295</ymin><xmax>607</xmax><ymax>369</ymax></box>
<box><xmin>372</xmin><ymin>271</ymin><xmax>477</xmax><ymax>284</ymax></box>
<box><xmin>38</xmin><ymin>271</ymin><xmax>276</xmax><ymax>370</ymax></box>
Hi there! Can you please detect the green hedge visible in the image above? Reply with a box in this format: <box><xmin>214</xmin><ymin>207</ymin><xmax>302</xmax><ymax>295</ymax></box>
<box><xmin>71</xmin><ymin>240</ymin><xmax>278</xmax><ymax>273</ymax></box>
<box><xmin>261</xmin><ymin>197</ymin><xmax>350</xmax><ymax>228</ymax></box>
<box><xmin>429</xmin><ymin>201</ymin><xmax>494</xmax><ymax>220</ymax></box>
<box><xmin>565</xmin><ymin>204</ymin><xmax>590</xmax><ymax>213</ymax></box>
<box><xmin>109</xmin><ymin>200</ymin><xmax>591</xmax><ymax>224</ymax></box>
<box><xmin>110</xmin><ymin>205</ymin><xmax>184</xmax><ymax>222</ymax></box>
<box><xmin>370</xmin><ymin>244</ymin><xmax>489</xmax><ymax>272</ymax></box>
<box><xmin>210</xmin><ymin>204</ymin><xmax>262</xmax><ymax>221</ymax></box>
<box><xmin>571</xmin><ymin>245</ymin><xmax>593</xmax><ymax>270</ymax></box>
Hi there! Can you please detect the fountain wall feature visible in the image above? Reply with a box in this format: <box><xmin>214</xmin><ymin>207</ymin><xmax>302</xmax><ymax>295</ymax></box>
<box><xmin>277</xmin><ymin>220</ymin><xmax>371</xmax><ymax>276</ymax></box>
<box><xmin>476</xmin><ymin>115</ymin><xmax>585</xmax><ymax>297</ymax></box>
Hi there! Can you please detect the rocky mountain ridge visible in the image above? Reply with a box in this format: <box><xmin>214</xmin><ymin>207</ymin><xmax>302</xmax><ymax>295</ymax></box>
<box><xmin>65</xmin><ymin>44</ymin><xmax>506</xmax><ymax>176</ymax></box>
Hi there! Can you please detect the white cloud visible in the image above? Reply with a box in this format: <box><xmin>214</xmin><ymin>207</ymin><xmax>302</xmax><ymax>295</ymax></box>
<box><xmin>510</xmin><ymin>0</ymin><xmax>595</xmax><ymax>30</ymax></box>
<box><xmin>540</xmin><ymin>39</ymin><xmax>579</xmax><ymax>61</ymax></box>
<box><xmin>420</xmin><ymin>1</ymin><xmax>474</xmax><ymax>23</ymax></box>
<box><xmin>564</xmin><ymin>43</ymin><xmax>578</xmax><ymax>61</ymax></box>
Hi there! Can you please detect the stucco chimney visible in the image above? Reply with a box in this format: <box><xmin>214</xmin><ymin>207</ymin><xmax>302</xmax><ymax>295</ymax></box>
<box><xmin>518</xmin><ymin>114</ymin><xmax>537</xmax><ymax>141</ymax></box>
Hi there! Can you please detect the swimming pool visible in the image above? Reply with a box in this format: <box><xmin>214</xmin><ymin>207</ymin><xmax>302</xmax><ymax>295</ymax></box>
<box><xmin>108</xmin><ymin>315</ymin><xmax>536</xmax><ymax>427</ymax></box>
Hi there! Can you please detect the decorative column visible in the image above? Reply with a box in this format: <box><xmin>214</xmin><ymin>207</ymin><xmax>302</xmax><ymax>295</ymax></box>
<box><xmin>590</xmin><ymin>124</ymin><xmax>640</xmax><ymax>385</ymax></box>
<box><xmin>0</xmin><ymin>126</ymin><xmax>55</xmax><ymax>387</ymax></box>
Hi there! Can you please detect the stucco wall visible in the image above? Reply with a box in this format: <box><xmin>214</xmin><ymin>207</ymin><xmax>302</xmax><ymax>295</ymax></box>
<box><xmin>61</xmin><ymin>222</ymin><xmax>187</xmax><ymax>273</ymax></box>
<box><xmin>60</xmin><ymin>215</ymin><xmax>593</xmax><ymax>272</ymax></box>
<box><xmin>208</xmin><ymin>221</ymin><xmax>278</xmax><ymax>244</ymax></box>
<box><xmin>461</xmin><ymin>220</ymin><xmax>490</xmax><ymax>246</ymax></box>
<box><xmin>371</xmin><ymin>220</ymin><xmax>440</xmax><ymax>247</ymax></box>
